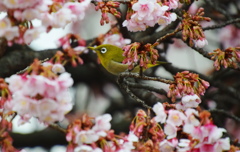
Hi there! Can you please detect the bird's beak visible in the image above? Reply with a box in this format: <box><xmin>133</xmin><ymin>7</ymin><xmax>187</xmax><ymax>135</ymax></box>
<box><xmin>87</xmin><ymin>46</ymin><xmax>96</xmax><ymax>51</ymax></box>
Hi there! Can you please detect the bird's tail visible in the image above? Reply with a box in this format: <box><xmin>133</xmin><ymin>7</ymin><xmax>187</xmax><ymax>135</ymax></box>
<box><xmin>147</xmin><ymin>61</ymin><xmax>171</xmax><ymax>68</ymax></box>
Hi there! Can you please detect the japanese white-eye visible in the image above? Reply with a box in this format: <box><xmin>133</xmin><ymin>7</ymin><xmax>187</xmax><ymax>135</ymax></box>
<box><xmin>88</xmin><ymin>44</ymin><xmax>166</xmax><ymax>75</ymax></box>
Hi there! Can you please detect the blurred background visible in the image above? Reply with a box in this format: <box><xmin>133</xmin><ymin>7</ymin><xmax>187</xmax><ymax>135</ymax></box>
<box><xmin>1</xmin><ymin>0</ymin><xmax>240</xmax><ymax>151</ymax></box>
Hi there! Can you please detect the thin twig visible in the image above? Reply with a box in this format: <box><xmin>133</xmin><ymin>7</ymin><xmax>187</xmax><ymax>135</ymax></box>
<box><xmin>210</xmin><ymin>109</ymin><xmax>240</xmax><ymax>123</ymax></box>
<box><xmin>189</xmin><ymin>45</ymin><xmax>212</xmax><ymax>59</ymax></box>
<box><xmin>49</xmin><ymin>123</ymin><xmax>66</xmax><ymax>134</ymax></box>
<box><xmin>117</xmin><ymin>73</ymin><xmax>152</xmax><ymax>109</ymax></box>
<box><xmin>154</xmin><ymin>28</ymin><xmax>181</xmax><ymax>45</ymax></box>
<box><xmin>127</xmin><ymin>82</ymin><xmax>168</xmax><ymax>96</ymax></box>
<box><xmin>119</xmin><ymin>72</ymin><xmax>175</xmax><ymax>84</ymax></box>
<box><xmin>203</xmin><ymin>18</ymin><xmax>240</xmax><ymax>31</ymax></box>
<box><xmin>16</xmin><ymin>58</ymin><xmax>49</xmax><ymax>75</ymax></box>
<box><xmin>124</xmin><ymin>84</ymin><xmax>152</xmax><ymax>109</ymax></box>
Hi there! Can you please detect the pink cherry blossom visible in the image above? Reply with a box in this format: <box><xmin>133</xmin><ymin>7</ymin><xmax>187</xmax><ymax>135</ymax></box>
<box><xmin>22</xmin><ymin>9</ymin><xmax>39</xmax><ymax>20</ymax></box>
<box><xmin>132</xmin><ymin>0</ymin><xmax>155</xmax><ymax>18</ymax></box>
<box><xmin>75</xmin><ymin>130</ymin><xmax>100</xmax><ymax>145</ymax></box>
<box><xmin>8</xmin><ymin>92</ymin><xmax>32</xmax><ymax>115</ymax></box>
<box><xmin>168</xmin><ymin>0</ymin><xmax>179</xmax><ymax>9</ymax></box>
<box><xmin>214</xmin><ymin>137</ymin><xmax>230</xmax><ymax>151</ymax></box>
<box><xmin>0</xmin><ymin>18</ymin><xmax>19</xmax><ymax>40</ymax></box>
<box><xmin>103</xmin><ymin>34</ymin><xmax>131</xmax><ymax>48</ymax></box>
<box><xmin>152</xmin><ymin>102</ymin><xmax>167</xmax><ymax>123</ymax></box>
<box><xmin>74</xmin><ymin>145</ymin><xmax>103</xmax><ymax>152</ymax></box>
<box><xmin>191</xmin><ymin>126</ymin><xmax>208</xmax><ymax>143</ymax></box>
<box><xmin>219</xmin><ymin>25</ymin><xmax>240</xmax><ymax>49</ymax></box>
<box><xmin>164</xmin><ymin>123</ymin><xmax>177</xmax><ymax>139</ymax></box>
<box><xmin>118</xmin><ymin>132</ymin><xmax>138</xmax><ymax>152</ymax></box>
<box><xmin>43</xmin><ymin>78</ymin><xmax>60</xmax><ymax>98</ymax></box>
<box><xmin>64</xmin><ymin>0</ymin><xmax>91</xmax><ymax>20</ymax></box>
<box><xmin>52</xmin><ymin>63</ymin><xmax>66</xmax><ymax>74</ymax></box>
<box><xmin>158</xmin><ymin>12</ymin><xmax>177</xmax><ymax>25</ymax></box>
<box><xmin>205</xmin><ymin>123</ymin><xmax>226</xmax><ymax>143</ymax></box>
<box><xmin>21</xmin><ymin>75</ymin><xmax>47</xmax><ymax>97</ymax></box>
<box><xmin>0</xmin><ymin>2</ymin><xmax>7</xmax><ymax>11</ymax></box>
<box><xmin>5</xmin><ymin>72</ymin><xmax>73</xmax><ymax>124</ymax></box>
<box><xmin>183</xmin><ymin>109</ymin><xmax>200</xmax><ymax>135</ymax></box>
<box><xmin>92</xmin><ymin>114</ymin><xmax>112</xmax><ymax>132</ymax></box>
<box><xmin>57</xmin><ymin>72</ymin><xmax>74</xmax><ymax>89</ymax></box>
<box><xmin>23</xmin><ymin>27</ymin><xmax>46</xmax><ymax>44</ymax></box>
<box><xmin>177</xmin><ymin>94</ymin><xmax>201</xmax><ymax>110</ymax></box>
<box><xmin>52</xmin><ymin>7</ymin><xmax>77</xmax><ymax>28</ymax></box>
<box><xmin>177</xmin><ymin>139</ymin><xmax>191</xmax><ymax>152</ymax></box>
<box><xmin>127</xmin><ymin>132</ymin><xmax>139</xmax><ymax>142</ymax></box>
<box><xmin>5</xmin><ymin>75</ymin><xmax>26</xmax><ymax>92</ymax></box>
<box><xmin>184</xmin><ymin>108</ymin><xmax>200</xmax><ymax>126</ymax></box>
<box><xmin>123</xmin><ymin>1</ymin><xmax>177</xmax><ymax>32</ymax></box>
<box><xmin>36</xmin><ymin>98</ymin><xmax>60</xmax><ymax>122</ymax></box>
<box><xmin>159</xmin><ymin>139</ymin><xmax>175</xmax><ymax>152</ymax></box>
<box><xmin>2</xmin><ymin>0</ymin><xmax>38</xmax><ymax>9</ymax></box>
<box><xmin>122</xmin><ymin>18</ymin><xmax>146</xmax><ymax>32</ymax></box>
<box><xmin>4</xmin><ymin>26</ymin><xmax>19</xmax><ymax>41</ymax></box>
<box><xmin>166</xmin><ymin>110</ymin><xmax>186</xmax><ymax>126</ymax></box>
<box><xmin>194</xmin><ymin>37</ymin><xmax>208</xmax><ymax>48</ymax></box>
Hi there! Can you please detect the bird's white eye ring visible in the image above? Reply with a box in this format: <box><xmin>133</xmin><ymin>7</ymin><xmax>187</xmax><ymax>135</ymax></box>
<box><xmin>100</xmin><ymin>47</ymin><xmax>107</xmax><ymax>54</ymax></box>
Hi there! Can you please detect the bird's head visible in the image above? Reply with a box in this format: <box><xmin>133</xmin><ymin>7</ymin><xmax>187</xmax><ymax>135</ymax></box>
<box><xmin>88</xmin><ymin>44</ymin><xmax>124</xmax><ymax>63</ymax></box>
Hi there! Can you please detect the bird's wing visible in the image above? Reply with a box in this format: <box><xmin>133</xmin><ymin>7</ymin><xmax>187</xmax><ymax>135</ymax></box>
<box><xmin>107</xmin><ymin>60</ymin><xmax>129</xmax><ymax>75</ymax></box>
<box><xmin>111</xmin><ymin>50</ymin><xmax>125</xmax><ymax>63</ymax></box>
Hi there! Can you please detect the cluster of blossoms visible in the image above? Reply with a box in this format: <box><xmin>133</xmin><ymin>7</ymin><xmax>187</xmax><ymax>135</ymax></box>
<box><xmin>180</xmin><ymin>8</ymin><xmax>211</xmax><ymax>48</ymax></box>
<box><xmin>66</xmin><ymin>114</ymin><xmax>138</xmax><ymax>152</ymax></box>
<box><xmin>168</xmin><ymin>71</ymin><xmax>210</xmax><ymax>102</ymax></box>
<box><xmin>65</xmin><ymin>94</ymin><xmax>237</xmax><ymax>151</ymax></box>
<box><xmin>0</xmin><ymin>112</ymin><xmax>21</xmax><ymax>152</ymax></box>
<box><xmin>209</xmin><ymin>47</ymin><xmax>240</xmax><ymax>70</ymax></box>
<box><xmin>96</xmin><ymin>27</ymin><xmax>131</xmax><ymax>48</ymax></box>
<box><xmin>102</xmin><ymin>34</ymin><xmax>131</xmax><ymax>48</ymax></box>
<box><xmin>219</xmin><ymin>25</ymin><xmax>240</xmax><ymax>49</ymax></box>
<box><xmin>104</xmin><ymin>94</ymin><xmax>233</xmax><ymax>151</ymax></box>
<box><xmin>123</xmin><ymin>42</ymin><xmax>159</xmax><ymax>70</ymax></box>
<box><xmin>4</xmin><ymin>60</ymin><xmax>73</xmax><ymax>124</ymax></box>
<box><xmin>123</xmin><ymin>0</ymin><xmax>178</xmax><ymax>32</ymax></box>
<box><xmin>55</xmin><ymin>34</ymin><xmax>87</xmax><ymax>67</ymax></box>
<box><xmin>0</xmin><ymin>0</ymin><xmax>90</xmax><ymax>45</ymax></box>
<box><xmin>153</xmin><ymin>102</ymin><xmax>231</xmax><ymax>152</ymax></box>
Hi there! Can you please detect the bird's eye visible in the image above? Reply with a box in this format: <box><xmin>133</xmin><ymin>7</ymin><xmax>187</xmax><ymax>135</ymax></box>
<box><xmin>100</xmin><ymin>47</ymin><xmax>107</xmax><ymax>54</ymax></box>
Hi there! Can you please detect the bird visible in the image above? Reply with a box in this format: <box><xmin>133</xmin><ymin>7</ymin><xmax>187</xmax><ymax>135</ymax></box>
<box><xmin>88</xmin><ymin>44</ymin><xmax>167</xmax><ymax>75</ymax></box>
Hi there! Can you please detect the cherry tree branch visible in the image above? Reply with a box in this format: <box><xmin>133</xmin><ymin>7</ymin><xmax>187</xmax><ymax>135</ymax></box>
<box><xmin>210</xmin><ymin>109</ymin><xmax>240</xmax><ymax>123</ymax></box>
<box><xmin>203</xmin><ymin>18</ymin><xmax>240</xmax><ymax>30</ymax></box>
<box><xmin>0</xmin><ymin>45</ymin><xmax>57</xmax><ymax>78</ymax></box>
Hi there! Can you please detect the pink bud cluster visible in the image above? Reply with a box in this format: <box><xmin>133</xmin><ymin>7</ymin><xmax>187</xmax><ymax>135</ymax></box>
<box><xmin>102</xmin><ymin>34</ymin><xmax>131</xmax><ymax>48</ymax></box>
<box><xmin>180</xmin><ymin>8</ymin><xmax>211</xmax><ymax>48</ymax></box>
<box><xmin>123</xmin><ymin>42</ymin><xmax>159</xmax><ymax>70</ymax></box>
<box><xmin>0</xmin><ymin>79</ymin><xmax>12</xmax><ymax>108</ymax></box>
<box><xmin>0</xmin><ymin>112</ymin><xmax>20</xmax><ymax>152</ymax></box>
<box><xmin>0</xmin><ymin>0</ymin><xmax>90</xmax><ymax>45</ymax></box>
<box><xmin>54</xmin><ymin>34</ymin><xmax>87</xmax><ymax>67</ymax></box>
<box><xmin>209</xmin><ymin>47</ymin><xmax>240</xmax><ymax>70</ymax></box>
<box><xmin>168</xmin><ymin>71</ymin><xmax>210</xmax><ymax>102</ymax></box>
<box><xmin>96</xmin><ymin>27</ymin><xmax>131</xmax><ymax>48</ymax></box>
<box><xmin>129</xmin><ymin>109</ymin><xmax>165</xmax><ymax>151</ymax></box>
<box><xmin>66</xmin><ymin>114</ymin><xmax>139</xmax><ymax>152</ymax></box>
<box><xmin>4</xmin><ymin>61</ymin><xmax>73</xmax><ymax>124</ymax></box>
<box><xmin>123</xmin><ymin>0</ymin><xmax>178</xmax><ymax>32</ymax></box>
<box><xmin>95</xmin><ymin>1</ymin><xmax>121</xmax><ymax>25</ymax></box>
<box><xmin>151</xmin><ymin>102</ymin><xmax>231</xmax><ymax>152</ymax></box>
<box><xmin>219</xmin><ymin>25</ymin><xmax>240</xmax><ymax>49</ymax></box>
